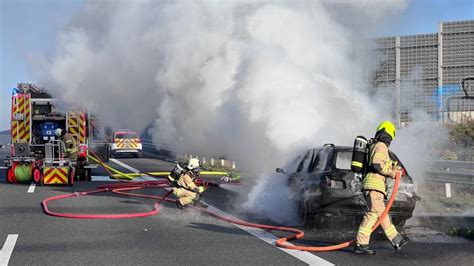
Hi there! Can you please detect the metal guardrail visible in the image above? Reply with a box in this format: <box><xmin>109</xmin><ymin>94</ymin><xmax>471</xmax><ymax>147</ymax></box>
<box><xmin>141</xmin><ymin>141</ymin><xmax>176</xmax><ymax>161</ymax></box>
<box><xmin>141</xmin><ymin>141</ymin><xmax>237</xmax><ymax>169</ymax></box>
<box><xmin>424</xmin><ymin>160</ymin><xmax>474</xmax><ymax>185</ymax></box>
<box><xmin>424</xmin><ymin>171</ymin><xmax>474</xmax><ymax>185</ymax></box>
<box><xmin>432</xmin><ymin>160</ymin><xmax>474</xmax><ymax>171</ymax></box>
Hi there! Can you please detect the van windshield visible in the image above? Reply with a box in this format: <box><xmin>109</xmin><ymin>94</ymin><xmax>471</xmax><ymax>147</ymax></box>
<box><xmin>115</xmin><ymin>133</ymin><xmax>138</xmax><ymax>139</ymax></box>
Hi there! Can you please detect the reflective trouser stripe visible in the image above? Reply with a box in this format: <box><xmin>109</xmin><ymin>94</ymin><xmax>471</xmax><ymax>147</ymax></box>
<box><xmin>367</xmin><ymin>212</ymin><xmax>378</xmax><ymax>223</ymax></box>
<box><xmin>351</xmin><ymin>161</ymin><xmax>363</xmax><ymax>168</ymax></box>
<box><xmin>358</xmin><ymin>226</ymin><xmax>372</xmax><ymax>236</ymax></box>
<box><xmin>384</xmin><ymin>224</ymin><xmax>398</xmax><ymax>239</ymax></box>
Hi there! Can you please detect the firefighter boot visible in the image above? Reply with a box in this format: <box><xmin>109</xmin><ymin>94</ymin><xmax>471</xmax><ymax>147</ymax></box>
<box><xmin>354</xmin><ymin>244</ymin><xmax>376</xmax><ymax>255</ymax></box>
<box><xmin>192</xmin><ymin>194</ymin><xmax>208</xmax><ymax>208</ymax></box>
<box><xmin>391</xmin><ymin>234</ymin><xmax>408</xmax><ymax>250</ymax></box>
<box><xmin>176</xmin><ymin>200</ymin><xmax>186</xmax><ymax>210</ymax></box>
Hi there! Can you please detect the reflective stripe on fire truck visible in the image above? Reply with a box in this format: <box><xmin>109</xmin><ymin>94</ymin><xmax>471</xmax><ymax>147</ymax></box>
<box><xmin>68</xmin><ymin>109</ymin><xmax>78</xmax><ymax>136</ymax></box>
<box><xmin>43</xmin><ymin>167</ymin><xmax>69</xmax><ymax>184</ymax></box>
<box><xmin>11</xmin><ymin>93</ymin><xmax>31</xmax><ymax>143</ymax></box>
<box><xmin>79</xmin><ymin>112</ymin><xmax>87</xmax><ymax>143</ymax></box>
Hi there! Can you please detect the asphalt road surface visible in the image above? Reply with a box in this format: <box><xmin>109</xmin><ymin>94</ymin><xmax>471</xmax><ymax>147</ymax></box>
<box><xmin>1</xmin><ymin>150</ymin><xmax>473</xmax><ymax>265</ymax></box>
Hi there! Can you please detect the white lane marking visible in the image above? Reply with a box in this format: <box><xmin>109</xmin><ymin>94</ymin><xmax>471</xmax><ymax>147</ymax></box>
<box><xmin>114</xmin><ymin>159</ymin><xmax>333</xmax><ymax>265</ymax></box>
<box><xmin>27</xmin><ymin>182</ymin><xmax>36</xmax><ymax>193</ymax></box>
<box><xmin>0</xmin><ymin>234</ymin><xmax>18</xmax><ymax>265</ymax></box>
<box><xmin>91</xmin><ymin>176</ymin><xmax>117</xmax><ymax>182</ymax></box>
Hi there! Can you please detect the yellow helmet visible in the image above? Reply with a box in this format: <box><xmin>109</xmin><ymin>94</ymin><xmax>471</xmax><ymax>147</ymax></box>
<box><xmin>376</xmin><ymin>121</ymin><xmax>396</xmax><ymax>140</ymax></box>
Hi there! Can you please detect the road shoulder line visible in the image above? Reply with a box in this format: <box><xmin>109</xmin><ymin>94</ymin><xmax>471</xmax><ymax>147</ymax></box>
<box><xmin>0</xmin><ymin>234</ymin><xmax>18</xmax><ymax>265</ymax></box>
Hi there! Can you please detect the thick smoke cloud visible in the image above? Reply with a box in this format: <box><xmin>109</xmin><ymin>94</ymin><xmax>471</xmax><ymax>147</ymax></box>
<box><xmin>41</xmin><ymin>1</ymin><xmax>414</xmax><ymax>223</ymax></box>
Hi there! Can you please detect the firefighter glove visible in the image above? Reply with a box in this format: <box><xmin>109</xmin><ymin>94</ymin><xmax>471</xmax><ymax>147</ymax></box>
<box><xmin>197</xmin><ymin>186</ymin><xmax>206</xmax><ymax>193</ymax></box>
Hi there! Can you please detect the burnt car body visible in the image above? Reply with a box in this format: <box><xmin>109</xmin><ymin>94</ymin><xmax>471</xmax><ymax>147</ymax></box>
<box><xmin>281</xmin><ymin>144</ymin><xmax>418</xmax><ymax>228</ymax></box>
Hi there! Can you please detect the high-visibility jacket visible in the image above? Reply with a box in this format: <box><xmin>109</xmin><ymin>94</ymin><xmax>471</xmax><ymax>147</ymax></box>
<box><xmin>62</xmin><ymin>132</ymin><xmax>78</xmax><ymax>159</ymax></box>
<box><xmin>362</xmin><ymin>141</ymin><xmax>397</xmax><ymax>196</ymax></box>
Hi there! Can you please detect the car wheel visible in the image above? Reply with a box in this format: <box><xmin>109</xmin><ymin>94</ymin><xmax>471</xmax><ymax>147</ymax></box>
<box><xmin>85</xmin><ymin>169</ymin><xmax>91</xmax><ymax>181</ymax></box>
<box><xmin>299</xmin><ymin>200</ymin><xmax>317</xmax><ymax>228</ymax></box>
<box><xmin>299</xmin><ymin>201</ymin><xmax>307</xmax><ymax>226</ymax></box>
<box><xmin>68</xmin><ymin>167</ymin><xmax>75</xmax><ymax>186</ymax></box>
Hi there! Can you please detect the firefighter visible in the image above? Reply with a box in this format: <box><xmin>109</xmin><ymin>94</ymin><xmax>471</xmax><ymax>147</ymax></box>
<box><xmin>354</xmin><ymin>121</ymin><xmax>408</xmax><ymax>255</ymax></box>
<box><xmin>55</xmin><ymin>128</ymin><xmax>78</xmax><ymax>159</ymax></box>
<box><xmin>173</xmin><ymin>158</ymin><xmax>207</xmax><ymax>209</ymax></box>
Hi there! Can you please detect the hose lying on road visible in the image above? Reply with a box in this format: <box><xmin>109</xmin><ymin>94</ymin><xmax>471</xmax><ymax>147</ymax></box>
<box><xmin>42</xmin><ymin>152</ymin><xmax>401</xmax><ymax>252</ymax></box>
<box><xmin>88</xmin><ymin>150</ymin><xmax>230</xmax><ymax>180</ymax></box>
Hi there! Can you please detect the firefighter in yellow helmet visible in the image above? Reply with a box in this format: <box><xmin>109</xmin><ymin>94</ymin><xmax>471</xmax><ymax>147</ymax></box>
<box><xmin>173</xmin><ymin>158</ymin><xmax>207</xmax><ymax>209</ymax></box>
<box><xmin>354</xmin><ymin>121</ymin><xmax>408</xmax><ymax>255</ymax></box>
<box><xmin>55</xmin><ymin>128</ymin><xmax>78</xmax><ymax>159</ymax></box>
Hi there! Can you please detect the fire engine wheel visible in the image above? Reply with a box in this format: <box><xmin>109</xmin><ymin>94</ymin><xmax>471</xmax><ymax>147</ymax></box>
<box><xmin>84</xmin><ymin>169</ymin><xmax>92</xmax><ymax>182</ymax></box>
<box><xmin>33</xmin><ymin>168</ymin><xmax>43</xmax><ymax>185</ymax></box>
<box><xmin>68</xmin><ymin>168</ymin><xmax>75</xmax><ymax>186</ymax></box>
<box><xmin>7</xmin><ymin>167</ymin><xmax>15</xmax><ymax>183</ymax></box>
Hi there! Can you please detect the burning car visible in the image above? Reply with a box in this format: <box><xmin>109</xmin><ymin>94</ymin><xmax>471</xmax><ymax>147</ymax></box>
<box><xmin>278</xmin><ymin>144</ymin><xmax>418</xmax><ymax>228</ymax></box>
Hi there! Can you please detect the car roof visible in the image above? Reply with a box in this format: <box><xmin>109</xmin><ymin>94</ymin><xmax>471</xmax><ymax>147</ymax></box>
<box><xmin>115</xmin><ymin>131</ymin><xmax>138</xmax><ymax>135</ymax></box>
<box><xmin>307</xmin><ymin>145</ymin><xmax>352</xmax><ymax>152</ymax></box>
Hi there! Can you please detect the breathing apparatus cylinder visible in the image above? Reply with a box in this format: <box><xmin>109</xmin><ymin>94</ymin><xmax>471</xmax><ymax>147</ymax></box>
<box><xmin>168</xmin><ymin>163</ymin><xmax>184</xmax><ymax>186</ymax></box>
<box><xmin>351</xmin><ymin>136</ymin><xmax>368</xmax><ymax>174</ymax></box>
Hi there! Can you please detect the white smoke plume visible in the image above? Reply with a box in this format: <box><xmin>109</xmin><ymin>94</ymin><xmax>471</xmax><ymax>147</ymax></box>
<box><xmin>38</xmin><ymin>1</ymin><xmax>413</xmax><ymax>223</ymax></box>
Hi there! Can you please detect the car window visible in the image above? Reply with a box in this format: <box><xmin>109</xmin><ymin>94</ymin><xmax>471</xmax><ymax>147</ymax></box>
<box><xmin>335</xmin><ymin>150</ymin><xmax>352</xmax><ymax>170</ymax></box>
<box><xmin>309</xmin><ymin>148</ymin><xmax>329</xmax><ymax>172</ymax></box>
<box><xmin>296</xmin><ymin>150</ymin><xmax>312</xmax><ymax>173</ymax></box>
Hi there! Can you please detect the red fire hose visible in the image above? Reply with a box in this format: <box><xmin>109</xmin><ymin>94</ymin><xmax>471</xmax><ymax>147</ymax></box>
<box><xmin>41</xmin><ymin>153</ymin><xmax>401</xmax><ymax>252</ymax></box>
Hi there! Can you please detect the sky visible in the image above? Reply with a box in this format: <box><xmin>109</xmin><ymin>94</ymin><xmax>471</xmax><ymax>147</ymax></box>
<box><xmin>0</xmin><ymin>0</ymin><xmax>473</xmax><ymax>131</ymax></box>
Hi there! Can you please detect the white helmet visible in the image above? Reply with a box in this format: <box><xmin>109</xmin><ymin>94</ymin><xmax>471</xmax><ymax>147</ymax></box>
<box><xmin>187</xmin><ymin>158</ymin><xmax>200</xmax><ymax>170</ymax></box>
<box><xmin>55</xmin><ymin>128</ymin><xmax>63</xmax><ymax>137</ymax></box>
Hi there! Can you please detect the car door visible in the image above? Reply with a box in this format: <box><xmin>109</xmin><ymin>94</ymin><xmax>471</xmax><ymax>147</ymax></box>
<box><xmin>328</xmin><ymin>149</ymin><xmax>360</xmax><ymax>194</ymax></box>
<box><xmin>317</xmin><ymin>148</ymin><xmax>364</xmax><ymax>211</ymax></box>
